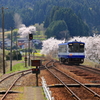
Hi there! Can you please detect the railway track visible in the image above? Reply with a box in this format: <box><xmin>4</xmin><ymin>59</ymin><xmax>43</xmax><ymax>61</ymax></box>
<box><xmin>0</xmin><ymin>69</ymin><xmax>32</xmax><ymax>100</ymax></box>
<box><xmin>0</xmin><ymin>69</ymin><xmax>31</xmax><ymax>83</ymax></box>
<box><xmin>0</xmin><ymin>58</ymin><xmax>100</xmax><ymax>100</ymax></box>
<box><xmin>75</xmin><ymin>65</ymin><xmax>100</xmax><ymax>75</ymax></box>
<box><xmin>45</xmin><ymin>60</ymin><xmax>100</xmax><ymax>100</ymax></box>
<box><xmin>57</xmin><ymin>60</ymin><xmax>100</xmax><ymax>76</ymax></box>
<box><xmin>51</xmin><ymin>60</ymin><xmax>100</xmax><ymax>83</ymax></box>
<box><xmin>59</xmin><ymin>62</ymin><xmax>100</xmax><ymax>83</ymax></box>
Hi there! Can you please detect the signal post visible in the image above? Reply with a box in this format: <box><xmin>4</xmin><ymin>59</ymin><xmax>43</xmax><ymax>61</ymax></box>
<box><xmin>28</xmin><ymin>33</ymin><xmax>33</xmax><ymax>66</ymax></box>
<box><xmin>31</xmin><ymin>60</ymin><xmax>41</xmax><ymax>86</ymax></box>
<box><xmin>24</xmin><ymin>56</ymin><xmax>27</xmax><ymax>67</ymax></box>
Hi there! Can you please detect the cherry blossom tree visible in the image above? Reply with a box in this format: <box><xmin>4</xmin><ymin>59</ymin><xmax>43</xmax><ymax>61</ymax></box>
<box><xmin>41</xmin><ymin>35</ymin><xmax>100</xmax><ymax>63</ymax></box>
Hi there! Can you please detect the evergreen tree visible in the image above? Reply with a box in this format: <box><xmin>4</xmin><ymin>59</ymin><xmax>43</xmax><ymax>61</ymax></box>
<box><xmin>44</xmin><ymin>7</ymin><xmax>89</xmax><ymax>38</ymax></box>
<box><xmin>45</xmin><ymin>20</ymin><xmax>68</xmax><ymax>39</ymax></box>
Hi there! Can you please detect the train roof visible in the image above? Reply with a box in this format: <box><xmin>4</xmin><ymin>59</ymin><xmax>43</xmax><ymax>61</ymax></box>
<box><xmin>58</xmin><ymin>41</ymin><xmax>85</xmax><ymax>45</ymax></box>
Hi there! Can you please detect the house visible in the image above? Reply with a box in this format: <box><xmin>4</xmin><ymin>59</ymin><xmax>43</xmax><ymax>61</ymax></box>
<box><xmin>17</xmin><ymin>38</ymin><xmax>33</xmax><ymax>49</ymax></box>
<box><xmin>17</xmin><ymin>38</ymin><xmax>27</xmax><ymax>49</ymax></box>
<box><xmin>17</xmin><ymin>38</ymin><xmax>28</xmax><ymax>43</ymax></box>
<box><xmin>0</xmin><ymin>38</ymin><xmax>15</xmax><ymax>49</ymax></box>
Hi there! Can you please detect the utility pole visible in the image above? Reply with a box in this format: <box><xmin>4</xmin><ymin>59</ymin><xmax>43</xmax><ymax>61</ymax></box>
<box><xmin>1</xmin><ymin>7</ymin><xmax>8</xmax><ymax>74</ymax></box>
<box><xmin>16</xmin><ymin>32</ymin><xmax>18</xmax><ymax>60</ymax></box>
<box><xmin>24</xmin><ymin>41</ymin><xmax>27</xmax><ymax>67</ymax></box>
<box><xmin>25</xmin><ymin>51</ymin><xmax>27</xmax><ymax>67</ymax></box>
<box><xmin>28</xmin><ymin>39</ymin><xmax>30</xmax><ymax>66</ymax></box>
<box><xmin>10</xmin><ymin>27</ymin><xmax>13</xmax><ymax>71</ymax></box>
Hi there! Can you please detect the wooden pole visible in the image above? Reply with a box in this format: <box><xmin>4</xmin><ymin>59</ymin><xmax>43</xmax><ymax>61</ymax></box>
<box><xmin>10</xmin><ymin>27</ymin><xmax>13</xmax><ymax>71</ymax></box>
<box><xmin>2</xmin><ymin>7</ymin><xmax>5</xmax><ymax>74</ymax></box>
<box><xmin>36</xmin><ymin>66</ymin><xmax>38</xmax><ymax>86</ymax></box>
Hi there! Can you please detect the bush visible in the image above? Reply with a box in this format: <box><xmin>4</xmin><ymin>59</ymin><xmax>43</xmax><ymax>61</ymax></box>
<box><xmin>6</xmin><ymin>50</ymin><xmax>22</xmax><ymax>60</ymax></box>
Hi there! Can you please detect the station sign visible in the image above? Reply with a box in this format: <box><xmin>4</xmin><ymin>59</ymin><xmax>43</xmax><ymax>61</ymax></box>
<box><xmin>31</xmin><ymin>60</ymin><xmax>41</xmax><ymax>66</ymax></box>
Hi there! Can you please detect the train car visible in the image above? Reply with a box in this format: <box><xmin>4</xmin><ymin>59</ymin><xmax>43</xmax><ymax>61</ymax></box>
<box><xmin>58</xmin><ymin>41</ymin><xmax>85</xmax><ymax>64</ymax></box>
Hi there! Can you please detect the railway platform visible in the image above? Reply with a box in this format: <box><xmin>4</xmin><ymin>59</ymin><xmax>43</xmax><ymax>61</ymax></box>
<box><xmin>24</xmin><ymin>86</ymin><xmax>45</xmax><ymax>100</ymax></box>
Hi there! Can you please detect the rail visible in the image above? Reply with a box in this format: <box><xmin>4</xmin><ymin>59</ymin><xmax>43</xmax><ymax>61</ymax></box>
<box><xmin>45</xmin><ymin>60</ymin><xmax>100</xmax><ymax>99</ymax></box>
<box><xmin>1</xmin><ymin>71</ymin><xmax>31</xmax><ymax>100</ymax></box>
<box><xmin>41</xmin><ymin>77</ymin><xmax>54</xmax><ymax>100</ymax></box>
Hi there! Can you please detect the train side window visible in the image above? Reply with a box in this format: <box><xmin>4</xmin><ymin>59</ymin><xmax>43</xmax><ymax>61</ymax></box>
<box><xmin>59</xmin><ymin>45</ymin><xmax>67</xmax><ymax>53</ymax></box>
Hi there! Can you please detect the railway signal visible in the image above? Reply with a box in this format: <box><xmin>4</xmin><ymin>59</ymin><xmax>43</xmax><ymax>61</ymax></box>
<box><xmin>32</xmin><ymin>68</ymin><xmax>40</xmax><ymax>74</ymax></box>
<box><xmin>29</xmin><ymin>33</ymin><xmax>33</xmax><ymax>40</ymax></box>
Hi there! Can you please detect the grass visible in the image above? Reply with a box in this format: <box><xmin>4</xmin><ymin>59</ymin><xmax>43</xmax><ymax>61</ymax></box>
<box><xmin>6</xmin><ymin>60</ymin><xmax>37</xmax><ymax>74</ymax></box>
<box><xmin>33</xmin><ymin>34</ymin><xmax>46</xmax><ymax>41</ymax></box>
<box><xmin>5</xmin><ymin>58</ymin><xmax>98</xmax><ymax>74</ymax></box>
<box><xmin>6</xmin><ymin>63</ymin><xmax>30</xmax><ymax>73</ymax></box>
<box><xmin>13</xmin><ymin>86</ymin><xmax>24</xmax><ymax>100</ymax></box>
<box><xmin>35</xmin><ymin>52</ymin><xmax>43</xmax><ymax>56</ymax></box>
<box><xmin>12</xmin><ymin>63</ymin><xmax>26</xmax><ymax>71</ymax></box>
<box><xmin>82</xmin><ymin>59</ymin><xmax>97</xmax><ymax>67</ymax></box>
<box><xmin>5</xmin><ymin>51</ymin><xmax>43</xmax><ymax>74</ymax></box>
<box><xmin>42</xmin><ymin>88</ymin><xmax>48</xmax><ymax>100</ymax></box>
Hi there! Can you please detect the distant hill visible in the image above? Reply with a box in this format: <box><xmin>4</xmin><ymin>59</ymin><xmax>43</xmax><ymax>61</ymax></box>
<box><xmin>0</xmin><ymin>0</ymin><xmax>100</xmax><ymax>35</ymax></box>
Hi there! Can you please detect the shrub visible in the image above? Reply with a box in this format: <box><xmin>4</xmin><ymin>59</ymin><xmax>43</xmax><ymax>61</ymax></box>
<box><xmin>6</xmin><ymin>50</ymin><xmax>22</xmax><ymax>60</ymax></box>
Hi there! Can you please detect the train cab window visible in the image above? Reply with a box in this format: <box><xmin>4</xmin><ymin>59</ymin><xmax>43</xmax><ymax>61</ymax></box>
<box><xmin>79</xmin><ymin>44</ymin><xmax>84</xmax><ymax>52</ymax></box>
<box><xmin>68</xmin><ymin>43</ymin><xmax>84</xmax><ymax>52</ymax></box>
<box><xmin>68</xmin><ymin>43</ymin><xmax>74</xmax><ymax>52</ymax></box>
<box><xmin>74</xmin><ymin>43</ymin><xmax>79</xmax><ymax>52</ymax></box>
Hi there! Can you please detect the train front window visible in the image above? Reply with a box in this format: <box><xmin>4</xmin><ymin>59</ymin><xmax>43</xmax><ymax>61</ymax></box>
<box><xmin>79</xmin><ymin>44</ymin><xmax>84</xmax><ymax>52</ymax></box>
<box><xmin>68</xmin><ymin>43</ymin><xmax>74</xmax><ymax>52</ymax></box>
<box><xmin>68</xmin><ymin>43</ymin><xmax>84</xmax><ymax>52</ymax></box>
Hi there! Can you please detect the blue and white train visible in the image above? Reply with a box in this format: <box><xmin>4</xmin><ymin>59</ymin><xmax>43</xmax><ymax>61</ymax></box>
<box><xmin>58</xmin><ymin>41</ymin><xmax>85</xmax><ymax>64</ymax></box>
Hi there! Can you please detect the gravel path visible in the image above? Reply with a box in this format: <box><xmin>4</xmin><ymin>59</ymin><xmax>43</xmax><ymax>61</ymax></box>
<box><xmin>23</xmin><ymin>86</ymin><xmax>44</xmax><ymax>100</ymax></box>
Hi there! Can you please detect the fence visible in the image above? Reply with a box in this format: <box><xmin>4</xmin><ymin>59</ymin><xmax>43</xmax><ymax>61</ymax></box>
<box><xmin>41</xmin><ymin>77</ymin><xmax>54</xmax><ymax>100</ymax></box>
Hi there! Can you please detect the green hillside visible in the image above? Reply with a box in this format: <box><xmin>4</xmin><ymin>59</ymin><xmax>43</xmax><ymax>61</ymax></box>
<box><xmin>0</xmin><ymin>0</ymin><xmax>100</xmax><ymax>36</ymax></box>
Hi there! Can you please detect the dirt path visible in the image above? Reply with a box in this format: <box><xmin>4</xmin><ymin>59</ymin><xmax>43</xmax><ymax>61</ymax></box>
<box><xmin>23</xmin><ymin>86</ymin><xmax>45</xmax><ymax>100</ymax></box>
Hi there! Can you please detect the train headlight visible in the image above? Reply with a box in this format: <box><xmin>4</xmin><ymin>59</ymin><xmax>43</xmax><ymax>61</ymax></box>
<box><xmin>69</xmin><ymin>54</ymin><xmax>72</xmax><ymax>56</ymax></box>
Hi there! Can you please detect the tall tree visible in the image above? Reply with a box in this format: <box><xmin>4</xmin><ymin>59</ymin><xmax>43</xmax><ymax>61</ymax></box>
<box><xmin>45</xmin><ymin>20</ymin><xmax>68</xmax><ymax>39</ymax></box>
<box><xmin>44</xmin><ymin>7</ymin><xmax>89</xmax><ymax>38</ymax></box>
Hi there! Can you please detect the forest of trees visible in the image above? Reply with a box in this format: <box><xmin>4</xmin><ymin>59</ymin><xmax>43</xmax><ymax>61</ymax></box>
<box><xmin>44</xmin><ymin>7</ymin><xmax>89</xmax><ymax>39</ymax></box>
<box><xmin>0</xmin><ymin>0</ymin><xmax>100</xmax><ymax>37</ymax></box>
